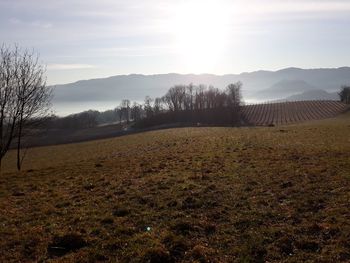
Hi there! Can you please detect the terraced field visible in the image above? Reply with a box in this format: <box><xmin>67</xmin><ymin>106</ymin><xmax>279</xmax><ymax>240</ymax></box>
<box><xmin>242</xmin><ymin>101</ymin><xmax>348</xmax><ymax>126</ymax></box>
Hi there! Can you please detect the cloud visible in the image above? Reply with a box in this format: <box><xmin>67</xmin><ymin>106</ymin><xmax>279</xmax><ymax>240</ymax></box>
<box><xmin>31</xmin><ymin>21</ymin><xmax>53</xmax><ymax>29</ymax></box>
<box><xmin>9</xmin><ymin>18</ymin><xmax>52</xmax><ymax>29</ymax></box>
<box><xmin>9</xmin><ymin>18</ymin><xmax>21</xmax><ymax>24</ymax></box>
<box><xmin>92</xmin><ymin>45</ymin><xmax>176</xmax><ymax>57</ymax></box>
<box><xmin>47</xmin><ymin>64</ymin><xmax>97</xmax><ymax>70</ymax></box>
<box><xmin>239</xmin><ymin>1</ymin><xmax>350</xmax><ymax>15</ymax></box>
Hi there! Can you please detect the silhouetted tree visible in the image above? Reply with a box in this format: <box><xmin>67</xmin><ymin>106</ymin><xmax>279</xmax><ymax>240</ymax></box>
<box><xmin>121</xmin><ymin>99</ymin><xmax>131</xmax><ymax>124</ymax></box>
<box><xmin>153</xmin><ymin>97</ymin><xmax>163</xmax><ymax>115</ymax></box>
<box><xmin>116</xmin><ymin>106</ymin><xmax>123</xmax><ymax>124</ymax></box>
<box><xmin>0</xmin><ymin>44</ymin><xmax>52</xmax><ymax>170</ymax></box>
<box><xmin>144</xmin><ymin>96</ymin><xmax>154</xmax><ymax>118</ymax></box>
<box><xmin>339</xmin><ymin>86</ymin><xmax>350</xmax><ymax>104</ymax></box>
<box><xmin>194</xmin><ymin>85</ymin><xmax>206</xmax><ymax>110</ymax></box>
<box><xmin>186</xmin><ymin>83</ymin><xmax>194</xmax><ymax>110</ymax></box>
<box><xmin>226</xmin><ymin>82</ymin><xmax>242</xmax><ymax>108</ymax></box>
<box><xmin>131</xmin><ymin>102</ymin><xmax>142</xmax><ymax>121</ymax></box>
<box><xmin>165</xmin><ymin>85</ymin><xmax>187</xmax><ymax>111</ymax></box>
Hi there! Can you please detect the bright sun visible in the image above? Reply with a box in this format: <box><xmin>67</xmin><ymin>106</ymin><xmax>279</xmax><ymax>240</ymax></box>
<box><xmin>170</xmin><ymin>0</ymin><xmax>230</xmax><ymax>73</ymax></box>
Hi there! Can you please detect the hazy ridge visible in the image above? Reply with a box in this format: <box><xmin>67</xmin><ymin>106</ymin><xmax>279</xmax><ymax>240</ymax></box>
<box><xmin>52</xmin><ymin>67</ymin><xmax>350</xmax><ymax>114</ymax></box>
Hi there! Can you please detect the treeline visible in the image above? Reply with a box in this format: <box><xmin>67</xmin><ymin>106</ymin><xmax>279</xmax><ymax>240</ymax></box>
<box><xmin>47</xmin><ymin>82</ymin><xmax>243</xmax><ymax>130</ymax></box>
<box><xmin>134</xmin><ymin>82</ymin><xmax>243</xmax><ymax>128</ymax></box>
<box><xmin>46</xmin><ymin>103</ymin><xmax>141</xmax><ymax>130</ymax></box>
<box><xmin>46</xmin><ymin>109</ymin><xmax>119</xmax><ymax>129</ymax></box>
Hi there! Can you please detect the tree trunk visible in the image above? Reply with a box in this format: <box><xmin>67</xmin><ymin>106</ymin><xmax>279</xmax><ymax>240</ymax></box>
<box><xmin>16</xmin><ymin>112</ymin><xmax>23</xmax><ymax>171</ymax></box>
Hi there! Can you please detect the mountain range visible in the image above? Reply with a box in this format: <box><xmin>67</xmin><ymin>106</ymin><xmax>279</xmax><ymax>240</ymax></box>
<box><xmin>52</xmin><ymin>67</ymin><xmax>350</xmax><ymax>115</ymax></box>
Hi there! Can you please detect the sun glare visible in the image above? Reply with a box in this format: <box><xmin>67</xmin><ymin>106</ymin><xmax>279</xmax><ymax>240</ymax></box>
<box><xmin>171</xmin><ymin>0</ymin><xmax>231</xmax><ymax>73</ymax></box>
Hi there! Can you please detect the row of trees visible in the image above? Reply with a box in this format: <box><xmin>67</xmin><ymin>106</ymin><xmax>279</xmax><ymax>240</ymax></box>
<box><xmin>52</xmin><ymin>82</ymin><xmax>242</xmax><ymax>129</ymax></box>
<box><xmin>48</xmin><ymin>110</ymin><xmax>100</xmax><ymax>130</ymax></box>
<box><xmin>48</xmin><ymin>83</ymin><xmax>243</xmax><ymax>130</ymax></box>
<box><xmin>129</xmin><ymin>83</ymin><xmax>243</xmax><ymax>127</ymax></box>
<box><xmin>48</xmin><ymin>107</ymin><xmax>132</xmax><ymax>130</ymax></box>
<box><xmin>0</xmin><ymin>45</ymin><xmax>51</xmax><ymax>170</ymax></box>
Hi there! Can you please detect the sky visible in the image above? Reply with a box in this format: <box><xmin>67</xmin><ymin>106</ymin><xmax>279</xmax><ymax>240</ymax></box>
<box><xmin>1</xmin><ymin>0</ymin><xmax>350</xmax><ymax>85</ymax></box>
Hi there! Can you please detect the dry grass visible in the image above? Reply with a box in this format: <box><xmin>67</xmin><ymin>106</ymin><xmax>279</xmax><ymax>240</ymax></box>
<box><xmin>0</xmin><ymin>113</ymin><xmax>349</xmax><ymax>262</ymax></box>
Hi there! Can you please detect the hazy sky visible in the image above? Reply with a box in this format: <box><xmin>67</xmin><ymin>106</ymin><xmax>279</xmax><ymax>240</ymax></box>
<box><xmin>1</xmin><ymin>0</ymin><xmax>350</xmax><ymax>85</ymax></box>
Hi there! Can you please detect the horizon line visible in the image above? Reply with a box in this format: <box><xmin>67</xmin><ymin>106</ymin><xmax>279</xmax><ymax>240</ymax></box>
<box><xmin>50</xmin><ymin>66</ymin><xmax>350</xmax><ymax>86</ymax></box>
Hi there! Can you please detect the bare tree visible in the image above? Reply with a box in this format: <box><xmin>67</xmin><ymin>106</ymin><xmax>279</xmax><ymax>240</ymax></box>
<box><xmin>165</xmin><ymin>85</ymin><xmax>187</xmax><ymax>111</ymax></box>
<box><xmin>339</xmin><ymin>86</ymin><xmax>350</xmax><ymax>104</ymax></box>
<box><xmin>121</xmin><ymin>99</ymin><xmax>131</xmax><ymax>124</ymax></box>
<box><xmin>153</xmin><ymin>97</ymin><xmax>163</xmax><ymax>115</ymax></box>
<box><xmin>162</xmin><ymin>94</ymin><xmax>173</xmax><ymax>111</ymax></box>
<box><xmin>0</xmin><ymin>45</ymin><xmax>17</xmax><ymax>169</ymax></box>
<box><xmin>0</xmin><ymin>44</ymin><xmax>52</xmax><ymax>170</ymax></box>
<box><xmin>131</xmin><ymin>102</ymin><xmax>142</xmax><ymax>121</ymax></box>
<box><xmin>115</xmin><ymin>106</ymin><xmax>123</xmax><ymax>124</ymax></box>
<box><xmin>144</xmin><ymin>96</ymin><xmax>153</xmax><ymax>118</ymax></box>
<box><xmin>226</xmin><ymin>82</ymin><xmax>242</xmax><ymax>108</ymax></box>
<box><xmin>187</xmin><ymin>83</ymin><xmax>194</xmax><ymax>111</ymax></box>
<box><xmin>195</xmin><ymin>85</ymin><xmax>206</xmax><ymax>110</ymax></box>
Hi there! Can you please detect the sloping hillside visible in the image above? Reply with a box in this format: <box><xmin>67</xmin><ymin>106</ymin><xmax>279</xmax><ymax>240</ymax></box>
<box><xmin>242</xmin><ymin>101</ymin><xmax>348</xmax><ymax>126</ymax></box>
<box><xmin>23</xmin><ymin>101</ymin><xmax>349</xmax><ymax>148</ymax></box>
<box><xmin>1</xmin><ymin>115</ymin><xmax>349</xmax><ymax>262</ymax></box>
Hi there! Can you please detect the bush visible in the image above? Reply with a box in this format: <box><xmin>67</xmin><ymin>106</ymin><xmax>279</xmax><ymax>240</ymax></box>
<box><xmin>47</xmin><ymin>233</ymin><xmax>87</xmax><ymax>257</ymax></box>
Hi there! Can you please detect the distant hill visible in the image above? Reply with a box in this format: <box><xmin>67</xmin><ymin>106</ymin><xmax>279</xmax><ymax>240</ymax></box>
<box><xmin>52</xmin><ymin>67</ymin><xmax>350</xmax><ymax>114</ymax></box>
<box><xmin>284</xmin><ymin>89</ymin><xmax>339</xmax><ymax>101</ymax></box>
<box><xmin>254</xmin><ymin>79</ymin><xmax>317</xmax><ymax>99</ymax></box>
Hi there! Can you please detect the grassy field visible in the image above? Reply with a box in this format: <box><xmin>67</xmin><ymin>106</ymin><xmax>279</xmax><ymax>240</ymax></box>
<box><xmin>0</xmin><ymin>114</ymin><xmax>349</xmax><ymax>262</ymax></box>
